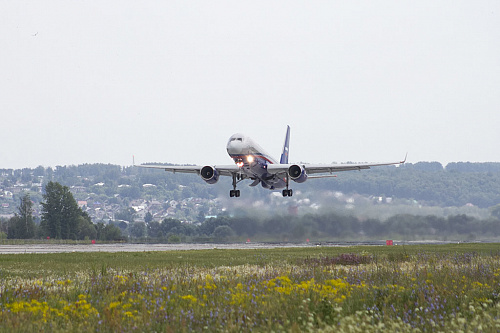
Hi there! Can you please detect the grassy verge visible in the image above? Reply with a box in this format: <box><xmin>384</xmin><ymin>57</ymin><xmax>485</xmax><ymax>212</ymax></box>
<box><xmin>1</xmin><ymin>243</ymin><xmax>500</xmax><ymax>331</ymax></box>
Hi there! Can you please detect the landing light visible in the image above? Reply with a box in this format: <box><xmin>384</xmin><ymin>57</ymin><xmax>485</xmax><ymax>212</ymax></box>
<box><xmin>247</xmin><ymin>155</ymin><xmax>254</xmax><ymax>163</ymax></box>
<box><xmin>237</xmin><ymin>161</ymin><xmax>244</xmax><ymax>168</ymax></box>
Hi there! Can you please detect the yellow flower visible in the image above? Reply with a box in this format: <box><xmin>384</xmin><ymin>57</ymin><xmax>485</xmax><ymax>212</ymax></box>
<box><xmin>109</xmin><ymin>301</ymin><xmax>121</xmax><ymax>309</ymax></box>
<box><xmin>181</xmin><ymin>295</ymin><xmax>198</xmax><ymax>303</ymax></box>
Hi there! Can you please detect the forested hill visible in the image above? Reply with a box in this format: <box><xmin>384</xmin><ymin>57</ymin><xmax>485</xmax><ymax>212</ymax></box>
<box><xmin>1</xmin><ymin>162</ymin><xmax>500</xmax><ymax>209</ymax></box>
<box><xmin>315</xmin><ymin>162</ymin><xmax>500</xmax><ymax>208</ymax></box>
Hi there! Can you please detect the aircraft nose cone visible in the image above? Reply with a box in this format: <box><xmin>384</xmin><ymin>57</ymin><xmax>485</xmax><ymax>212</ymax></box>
<box><xmin>226</xmin><ymin>139</ymin><xmax>244</xmax><ymax>155</ymax></box>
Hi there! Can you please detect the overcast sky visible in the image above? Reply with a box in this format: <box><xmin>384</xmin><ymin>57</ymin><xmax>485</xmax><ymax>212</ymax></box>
<box><xmin>1</xmin><ymin>1</ymin><xmax>499</xmax><ymax>169</ymax></box>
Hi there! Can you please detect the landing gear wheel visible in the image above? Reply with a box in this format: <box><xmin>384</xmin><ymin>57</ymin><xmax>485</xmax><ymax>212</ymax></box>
<box><xmin>230</xmin><ymin>174</ymin><xmax>241</xmax><ymax>198</ymax></box>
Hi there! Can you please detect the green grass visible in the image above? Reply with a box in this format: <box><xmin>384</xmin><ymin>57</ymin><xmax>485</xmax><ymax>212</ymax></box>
<box><xmin>1</xmin><ymin>243</ymin><xmax>498</xmax><ymax>275</ymax></box>
<box><xmin>2</xmin><ymin>243</ymin><xmax>500</xmax><ymax>332</ymax></box>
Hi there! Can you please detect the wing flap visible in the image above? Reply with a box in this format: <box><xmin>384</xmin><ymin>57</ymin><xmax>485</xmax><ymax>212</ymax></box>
<box><xmin>137</xmin><ymin>164</ymin><xmax>241</xmax><ymax>177</ymax></box>
<box><xmin>138</xmin><ymin>164</ymin><xmax>201</xmax><ymax>174</ymax></box>
<box><xmin>266</xmin><ymin>159</ymin><xmax>405</xmax><ymax>176</ymax></box>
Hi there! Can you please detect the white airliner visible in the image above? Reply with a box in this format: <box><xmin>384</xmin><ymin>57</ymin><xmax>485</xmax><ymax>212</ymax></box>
<box><xmin>139</xmin><ymin>126</ymin><xmax>406</xmax><ymax>197</ymax></box>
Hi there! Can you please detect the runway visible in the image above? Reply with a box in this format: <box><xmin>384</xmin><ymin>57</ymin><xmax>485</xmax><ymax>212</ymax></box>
<box><xmin>0</xmin><ymin>240</ymin><xmax>460</xmax><ymax>254</ymax></box>
<box><xmin>0</xmin><ymin>242</ymin><xmax>320</xmax><ymax>254</ymax></box>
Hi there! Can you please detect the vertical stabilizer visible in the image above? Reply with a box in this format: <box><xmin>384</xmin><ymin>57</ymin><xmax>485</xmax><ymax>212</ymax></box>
<box><xmin>280</xmin><ymin>125</ymin><xmax>291</xmax><ymax>164</ymax></box>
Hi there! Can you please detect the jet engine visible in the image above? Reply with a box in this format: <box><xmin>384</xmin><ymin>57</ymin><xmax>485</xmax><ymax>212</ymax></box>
<box><xmin>200</xmin><ymin>166</ymin><xmax>219</xmax><ymax>184</ymax></box>
<box><xmin>288</xmin><ymin>164</ymin><xmax>308</xmax><ymax>183</ymax></box>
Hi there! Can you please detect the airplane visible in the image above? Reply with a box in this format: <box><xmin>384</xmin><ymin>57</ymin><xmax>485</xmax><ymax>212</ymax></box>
<box><xmin>138</xmin><ymin>126</ymin><xmax>406</xmax><ymax>197</ymax></box>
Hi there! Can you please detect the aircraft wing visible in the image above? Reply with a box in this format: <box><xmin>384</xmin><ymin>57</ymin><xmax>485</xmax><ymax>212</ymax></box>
<box><xmin>137</xmin><ymin>164</ymin><xmax>241</xmax><ymax>177</ymax></box>
<box><xmin>266</xmin><ymin>159</ymin><xmax>406</xmax><ymax>177</ymax></box>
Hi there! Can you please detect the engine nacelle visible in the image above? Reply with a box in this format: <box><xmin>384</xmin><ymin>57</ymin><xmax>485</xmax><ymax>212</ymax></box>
<box><xmin>288</xmin><ymin>164</ymin><xmax>308</xmax><ymax>183</ymax></box>
<box><xmin>200</xmin><ymin>166</ymin><xmax>219</xmax><ymax>184</ymax></box>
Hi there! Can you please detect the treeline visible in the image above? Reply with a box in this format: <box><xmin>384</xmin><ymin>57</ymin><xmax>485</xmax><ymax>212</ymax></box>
<box><xmin>315</xmin><ymin>162</ymin><xmax>500</xmax><ymax>208</ymax></box>
<box><xmin>2</xmin><ymin>162</ymin><xmax>500</xmax><ymax>208</ymax></box>
<box><xmin>4</xmin><ymin>178</ymin><xmax>500</xmax><ymax>241</ymax></box>
<box><xmin>124</xmin><ymin>209</ymin><xmax>500</xmax><ymax>242</ymax></box>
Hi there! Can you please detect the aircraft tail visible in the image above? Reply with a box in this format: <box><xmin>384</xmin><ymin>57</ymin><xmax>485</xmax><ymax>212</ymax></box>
<box><xmin>280</xmin><ymin>125</ymin><xmax>290</xmax><ymax>164</ymax></box>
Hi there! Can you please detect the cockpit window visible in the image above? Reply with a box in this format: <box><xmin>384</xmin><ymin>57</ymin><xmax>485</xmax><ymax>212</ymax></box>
<box><xmin>230</xmin><ymin>137</ymin><xmax>243</xmax><ymax>142</ymax></box>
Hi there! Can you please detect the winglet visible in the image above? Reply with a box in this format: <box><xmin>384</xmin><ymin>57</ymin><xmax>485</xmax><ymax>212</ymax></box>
<box><xmin>280</xmin><ymin>125</ymin><xmax>291</xmax><ymax>164</ymax></box>
<box><xmin>401</xmin><ymin>152</ymin><xmax>408</xmax><ymax>164</ymax></box>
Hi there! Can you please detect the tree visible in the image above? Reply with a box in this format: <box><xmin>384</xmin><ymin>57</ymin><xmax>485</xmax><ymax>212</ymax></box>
<box><xmin>19</xmin><ymin>193</ymin><xmax>35</xmax><ymax>238</ymax></box>
<box><xmin>7</xmin><ymin>216</ymin><xmax>23</xmax><ymax>239</ymax></box>
<box><xmin>198</xmin><ymin>217</ymin><xmax>230</xmax><ymax>236</ymax></box>
<box><xmin>7</xmin><ymin>193</ymin><xmax>35</xmax><ymax>239</ymax></box>
<box><xmin>76</xmin><ymin>212</ymin><xmax>97</xmax><ymax>240</ymax></box>
<box><xmin>147</xmin><ymin>221</ymin><xmax>163</xmax><ymax>238</ymax></box>
<box><xmin>40</xmin><ymin>181</ymin><xmax>82</xmax><ymax>239</ymax></box>
<box><xmin>96</xmin><ymin>222</ymin><xmax>124</xmax><ymax>241</ymax></box>
<box><xmin>128</xmin><ymin>222</ymin><xmax>146</xmax><ymax>238</ymax></box>
<box><xmin>161</xmin><ymin>218</ymin><xmax>182</xmax><ymax>234</ymax></box>
<box><xmin>213</xmin><ymin>225</ymin><xmax>234</xmax><ymax>241</ymax></box>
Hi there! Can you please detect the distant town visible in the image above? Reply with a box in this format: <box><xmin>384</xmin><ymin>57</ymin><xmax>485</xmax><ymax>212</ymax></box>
<box><xmin>0</xmin><ymin>164</ymin><xmax>224</xmax><ymax>224</ymax></box>
<box><xmin>2</xmin><ymin>162</ymin><xmax>500</xmax><ymax>226</ymax></box>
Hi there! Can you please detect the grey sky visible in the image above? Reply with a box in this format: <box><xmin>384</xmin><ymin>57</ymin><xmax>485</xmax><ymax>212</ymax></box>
<box><xmin>1</xmin><ymin>1</ymin><xmax>499</xmax><ymax>169</ymax></box>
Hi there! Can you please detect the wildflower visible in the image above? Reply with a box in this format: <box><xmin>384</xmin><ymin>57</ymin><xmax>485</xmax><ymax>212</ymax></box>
<box><xmin>109</xmin><ymin>301</ymin><xmax>121</xmax><ymax>310</ymax></box>
<box><xmin>181</xmin><ymin>295</ymin><xmax>198</xmax><ymax>303</ymax></box>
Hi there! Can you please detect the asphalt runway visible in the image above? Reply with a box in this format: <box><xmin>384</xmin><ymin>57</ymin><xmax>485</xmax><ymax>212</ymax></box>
<box><xmin>0</xmin><ymin>240</ymin><xmax>459</xmax><ymax>254</ymax></box>
<box><xmin>0</xmin><ymin>242</ymin><xmax>321</xmax><ymax>254</ymax></box>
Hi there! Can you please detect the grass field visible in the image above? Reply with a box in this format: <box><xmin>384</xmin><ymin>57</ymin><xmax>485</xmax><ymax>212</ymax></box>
<box><xmin>1</xmin><ymin>243</ymin><xmax>500</xmax><ymax>332</ymax></box>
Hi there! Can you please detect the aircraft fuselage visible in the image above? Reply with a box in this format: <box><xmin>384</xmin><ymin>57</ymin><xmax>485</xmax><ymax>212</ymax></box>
<box><xmin>226</xmin><ymin>133</ymin><xmax>286</xmax><ymax>190</ymax></box>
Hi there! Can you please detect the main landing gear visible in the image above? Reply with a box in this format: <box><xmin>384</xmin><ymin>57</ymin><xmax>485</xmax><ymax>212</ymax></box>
<box><xmin>228</xmin><ymin>173</ymin><xmax>294</xmax><ymax>198</ymax></box>
<box><xmin>282</xmin><ymin>174</ymin><xmax>293</xmax><ymax>197</ymax></box>
<box><xmin>229</xmin><ymin>173</ymin><xmax>242</xmax><ymax>197</ymax></box>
